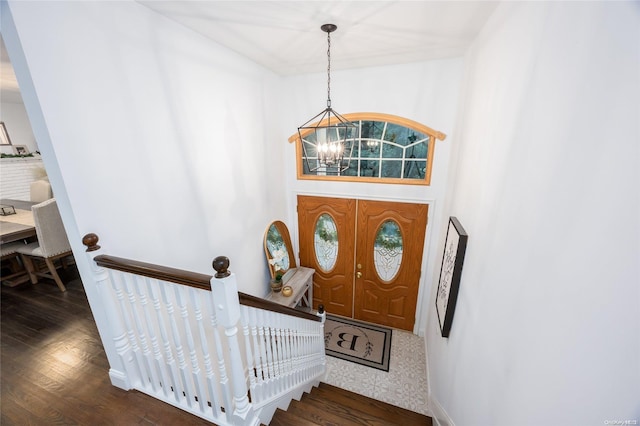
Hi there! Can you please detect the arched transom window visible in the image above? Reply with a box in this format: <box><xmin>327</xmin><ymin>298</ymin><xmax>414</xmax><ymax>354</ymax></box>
<box><xmin>289</xmin><ymin>113</ymin><xmax>446</xmax><ymax>185</ymax></box>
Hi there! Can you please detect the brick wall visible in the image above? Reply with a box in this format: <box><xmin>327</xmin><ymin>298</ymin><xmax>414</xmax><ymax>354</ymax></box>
<box><xmin>0</xmin><ymin>157</ymin><xmax>48</xmax><ymax>201</ymax></box>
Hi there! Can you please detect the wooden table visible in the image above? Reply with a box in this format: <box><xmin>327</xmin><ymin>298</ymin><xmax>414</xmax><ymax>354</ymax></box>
<box><xmin>1</xmin><ymin>199</ymin><xmax>37</xmax><ymax>286</ymax></box>
<box><xmin>0</xmin><ymin>199</ymin><xmax>36</xmax><ymax>244</ymax></box>
<box><xmin>265</xmin><ymin>267</ymin><xmax>314</xmax><ymax>309</ymax></box>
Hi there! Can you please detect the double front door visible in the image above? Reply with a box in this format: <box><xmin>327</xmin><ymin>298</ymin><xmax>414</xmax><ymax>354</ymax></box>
<box><xmin>297</xmin><ymin>195</ymin><xmax>428</xmax><ymax>331</ymax></box>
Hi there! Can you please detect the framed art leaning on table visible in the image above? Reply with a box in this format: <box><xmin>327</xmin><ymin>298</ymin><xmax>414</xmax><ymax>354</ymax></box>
<box><xmin>435</xmin><ymin>216</ymin><xmax>468</xmax><ymax>338</ymax></box>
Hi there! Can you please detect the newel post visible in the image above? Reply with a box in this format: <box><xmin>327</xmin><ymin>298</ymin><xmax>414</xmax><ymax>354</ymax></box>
<box><xmin>317</xmin><ymin>304</ymin><xmax>326</xmax><ymax>323</ymax></box>
<box><xmin>210</xmin><ymin>256</ymin><xmax>252</xmax><ymax>423</ymax></box>
<box><xmin>82</xmin><ymin>233</ymin><xmax>136</xmax><ymax>390</ymax></box>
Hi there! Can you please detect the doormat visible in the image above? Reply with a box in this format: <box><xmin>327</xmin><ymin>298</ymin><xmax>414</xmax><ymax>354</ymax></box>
<box><xmin>324</xmin><ymin>314</ymin><xmax>392</xmax><ymax>372</ymax></box>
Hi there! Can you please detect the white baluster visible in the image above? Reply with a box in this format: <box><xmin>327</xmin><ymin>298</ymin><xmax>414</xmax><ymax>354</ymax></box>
<box><xmin>122</xmin><ymin>274</ymin><xmax>155</xmax><ymax>390</ymax></box>
<box><xmin>240</xmin><ymin>306</ymin><xmax>257</xmax><ymax>393</ymax></box>
<box><xmin>148</xmin><ymin>279</ymin><xmax>181</xmax><ymax>401</ymax></box>
<box><xmin>248</xmin><ymin>307</ymin><xmax>266</xmax><ymax>403</ymax></box>
<box><xmin>136</xmin><ymin>276</ymin><xmax>167</xmax><ymax>396</ymax></box>
<box><xmin>109</xmin><ymin>271</ymin><xmax>145</xmax><ymax>386</ymax></box>
<box><xmin>210</xmin><ymin>308</ymin><xmax>234</xmax><ymax>424</ymax></box>
<box><xmin>82</xmin><ymin>234</ymin><xmax>136</xmax><ymax>390</ymax></box>
<box><xmin>175</xmin><ymin>286</ymin><xmax>207</xmax><ymax>413</ymax></box>
<box><xmin>160</xmin><ymin>282</ymin><xmax>193</xmax><ymax>407</ymax></box>
<box><xmin>259</xmin><ymin>309</ymin><xmax>275</xmax><ymax>384</ymax></box>
<box><xmin>190</xmin><ymin>287</ymin><xmax>222</xmax><ymax>418</ymax></box>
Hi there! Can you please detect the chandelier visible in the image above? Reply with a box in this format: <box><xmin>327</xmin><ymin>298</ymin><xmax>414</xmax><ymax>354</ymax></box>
<box><xmin>298</xmin><ymin>24</ymin><xmax>357</xmax><ymax>175</ymax></box>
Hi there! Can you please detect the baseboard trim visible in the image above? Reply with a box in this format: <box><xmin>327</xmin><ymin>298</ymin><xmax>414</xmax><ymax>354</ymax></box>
<box><xmin>429</xmin><ymin>395</ymin><xmax>455</xmax><ymax>426</ymax></box>
<box><xmin>108</xmin><ymin>368</ymin><xmax>131</xmax><ymax>390</ymax></box>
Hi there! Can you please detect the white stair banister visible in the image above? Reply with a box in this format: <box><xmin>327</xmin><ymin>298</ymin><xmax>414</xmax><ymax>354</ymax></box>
<box><xmin>82</xmin><ymin>234</ymin><xmax>325</xmax><ymax>426</ymax></box>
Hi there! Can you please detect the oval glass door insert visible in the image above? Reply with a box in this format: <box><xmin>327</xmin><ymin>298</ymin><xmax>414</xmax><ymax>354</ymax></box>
<box><xmin>374</xmin><ymin>220</ymin><xmax>403</xmax><ymax>281</ymax></box>
<box><xmin>314</xmin><ymin>213</ymin><xmax>338</xmax><ymax>272</ymax></box>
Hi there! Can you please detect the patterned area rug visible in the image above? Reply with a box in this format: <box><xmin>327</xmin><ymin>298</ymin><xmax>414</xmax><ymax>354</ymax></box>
<box><xmin>324</xmin><ymin>315</ymin><xmax>392</xmax><ymax>372</ymax></box>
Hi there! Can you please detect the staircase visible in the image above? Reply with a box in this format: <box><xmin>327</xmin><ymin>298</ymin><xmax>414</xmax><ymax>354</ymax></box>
<box><xmin>269</xmin><ymin>383</ymin><xmax>432</xmax><ymax>425</ymax></box>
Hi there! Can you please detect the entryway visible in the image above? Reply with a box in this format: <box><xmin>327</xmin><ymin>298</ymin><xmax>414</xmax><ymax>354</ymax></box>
<box><xmin>297</xmin><ymin>195</ymin><xmax>428</xmax><ymax>331</ymax></box>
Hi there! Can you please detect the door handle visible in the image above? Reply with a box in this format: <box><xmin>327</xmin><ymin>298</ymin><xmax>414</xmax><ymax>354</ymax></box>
<box><xmin>356</xmin><ymin>272</ymin><xmax>363</xmax><ymax>279</ymax></box>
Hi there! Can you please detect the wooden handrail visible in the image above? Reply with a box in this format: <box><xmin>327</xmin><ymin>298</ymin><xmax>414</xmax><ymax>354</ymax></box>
<box><xmin>238</xmin><ymin>292</ymin><xmax>322</xmax><ymax>322</ymax></box>
<box><xmin>94</xmin><ymin>254</ymin><xmax>212</xmax><ymax>290</ymax></box>
<box><xmin>89</xmin><ymin>249</ymin><xmax>321</xmax><ymax>322</ymax></box>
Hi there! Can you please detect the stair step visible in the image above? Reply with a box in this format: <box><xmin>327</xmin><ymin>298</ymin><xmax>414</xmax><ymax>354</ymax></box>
<box><xmin>269</xmin><ymin>382</ymin><xmax>431</xmax><ymax>425</ymax></box>
<box><xmin>269</xmin><ymin>408</ymin><xmax>318</xmax><ymax>426</ymax></box>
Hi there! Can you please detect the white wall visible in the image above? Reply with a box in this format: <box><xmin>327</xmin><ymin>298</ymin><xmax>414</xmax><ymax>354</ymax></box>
<box><xmin>3</xmin><ymin>0</ymin><xmax>285</xmax><ymax>296</ymax></box>
<box><xmin>283</xmin><ymin>59</ymin><xmax>465</xmax><ymax>334</ymax></box>
<box><xmin>427</xmin><ymin>2</ymin><xmax>640</xmax><ymax>424</ymax></box>
<box><xmin>0</xmin><ymin>100</ymin><xmax>37</xmax><ymax>154</ymax></box>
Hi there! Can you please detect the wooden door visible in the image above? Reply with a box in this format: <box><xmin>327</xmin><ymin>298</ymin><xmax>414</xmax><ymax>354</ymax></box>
<box><xmin>298</xmin><ymin>196</ymin><xmax>428</xmax><ymax>331</ymax></box>
<box><xmin>354</xmin><ymin>200</ymin><xmax>428</xmax><ymax>330</ymax></box>
<box><xmin>297</xmin><ymin>196</ymin><xmax>356</xmax><ymax>318</ymax></box>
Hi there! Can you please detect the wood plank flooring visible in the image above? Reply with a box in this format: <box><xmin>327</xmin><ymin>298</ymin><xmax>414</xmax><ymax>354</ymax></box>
<box><xmin>1</xmin><ymin>267</ymin><xmax>210</xmax><ymax>425</ymax></box>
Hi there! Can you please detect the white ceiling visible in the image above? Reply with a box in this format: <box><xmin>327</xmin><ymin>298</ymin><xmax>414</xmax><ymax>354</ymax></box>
<box><xmin>0</xmin><ymin>1</ymin><xmax>499</xmax><ymax>104</ymax></box>
<box><xmin>138</xmin><ymin>1</ymin><xmax>499</xmax><ymax>75</ymax></box>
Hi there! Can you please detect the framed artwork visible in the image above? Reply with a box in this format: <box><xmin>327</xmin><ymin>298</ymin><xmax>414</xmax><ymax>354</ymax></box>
<box><xmin>12</xmin><ymin>145</ymin><xmax>29</xmax><ymax>156</ymax></box>
<box><xmin>436</xmin><ymin>216</ymin><xmax>468</xmax><ymax>338</ymax></box>
<box><xmin>0</xmin><ymin>122</ymin><xmax>12</xmax><ymax>145</ymax></box>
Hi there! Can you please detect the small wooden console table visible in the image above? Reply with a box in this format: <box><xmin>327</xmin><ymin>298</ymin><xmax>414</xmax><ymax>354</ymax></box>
<box><xmin>265</xmin><ymin>266</ymin><xmax>314</xmax><ymax>309</ymax></box>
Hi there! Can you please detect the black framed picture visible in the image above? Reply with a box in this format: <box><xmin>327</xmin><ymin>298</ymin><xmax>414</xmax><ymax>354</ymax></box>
<box><xmin>12</xmin><ymin>145</ymin><xmax>29</xmax><ymax>156</ymax></box>
<box><xmin>436</xmin><ymin>216</ymin><xmax>468</xmax><ymax>338</ymax></box>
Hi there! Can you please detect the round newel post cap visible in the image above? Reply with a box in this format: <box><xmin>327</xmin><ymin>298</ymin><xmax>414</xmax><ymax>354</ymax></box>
<box><xmin>212</xmin><ymin>256</ymin><xmax>230</xmax><ymax>278</ymax></box>
<box><xmin>82</xmin><ymin>233</ymin><xmax>101</xmax><ymax>252</ymax></box>
<box><xmin>318</xmin><ymin>304</ymin><xmax>325</xmax><ymax>314</ymax></box>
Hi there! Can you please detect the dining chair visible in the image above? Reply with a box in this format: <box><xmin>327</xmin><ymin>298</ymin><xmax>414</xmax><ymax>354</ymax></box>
<box><xmin>30</xmin><ymin>180</ymin><xmax>53</xmax><ymax>203</ymax></box>
<box><xmin>15</xmin><ymin>198</ymin><xmax>73</xmax><ymax>292</ymax></box>
<box><xmin>1</xmin><ymin>241</ymin><xmax>30</xmax><ymax>285</ymax></box>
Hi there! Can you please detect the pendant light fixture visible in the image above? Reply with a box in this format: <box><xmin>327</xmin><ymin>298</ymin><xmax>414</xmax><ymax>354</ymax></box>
<box><xmin>298</xmin><ymin>24</ymin><xmax>357</xmax><ymax>175</ymax></box>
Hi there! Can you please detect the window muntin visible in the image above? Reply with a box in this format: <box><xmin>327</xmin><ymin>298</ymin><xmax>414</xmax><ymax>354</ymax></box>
<box><xmin>292</xmin><ymin>113</ymin><xmax>445</xmax><ymax>185</ymax></box>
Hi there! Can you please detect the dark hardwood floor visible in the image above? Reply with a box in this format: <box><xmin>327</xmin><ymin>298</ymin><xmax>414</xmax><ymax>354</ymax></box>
<box><xmin>1</xmin><ymin>267</ymin><xmax>432</xmax><ymax>425</ymax></box>
<box><xmin>1</xmin><ymin>267</ymin><xmax>210</xmax><ymax>425</ymax></box>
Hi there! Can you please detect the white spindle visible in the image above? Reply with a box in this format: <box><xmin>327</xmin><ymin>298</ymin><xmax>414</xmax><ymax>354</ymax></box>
<box><xmin>259</xmin><ymin>309</ymin><xmax>275</xmax><ymax>383</ymax></box>
<box><xmin>148</xmin><ymin>279</ymin><xmax>182</xmax><ymax>401</ymax></box>
<box><xmin>248</xmin><ymin>307</ymin><xmax>265</xmax><ymax>385</ymax></box>
<box><xmin>190</xmin><ymin>287</ymin><xmax>223</xmax><ymax>418</ymax></box>
<box><xmin>176</xmin><ymin>286</ymin><xmax>208</xmax><ymax>413</ymax></box>
<box><xmin>83</xmin><ymin>236</ymin><xmax>135</xmax><ymax>390</ymax></box>
<box><xmin>240</xmin><ymin>306</ymin><xmax>257</xmax><ymax>393</ymax></box>
<box><xmin>160</xmin><ymin>283</ymin><xmax>193</xmax><ymax>407</ymax></box>
<box><xmin>122</xmin><ymin>274</ymin><xmax>155</xmax><ymax>390</ymax></box>
<box><xmin>109</xmin><ymin>271</ymin><xmax>145</xmax><ymax>386</ymax></box>
<box><xmin>210</xmin><ymin>307</ymin><xmax>233</xmax><ymax>423</ymax></box>
<box><xmin>136</xmin><ymin>276</ymin><xmax>166</xmax><ymax>396</ymax></box>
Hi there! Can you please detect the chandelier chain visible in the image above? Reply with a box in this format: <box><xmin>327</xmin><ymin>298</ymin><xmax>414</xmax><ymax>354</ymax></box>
<box><xmin>327</xmin><ymin>29</ymin><xmax>331</xmax><ymax>108</ymax></box>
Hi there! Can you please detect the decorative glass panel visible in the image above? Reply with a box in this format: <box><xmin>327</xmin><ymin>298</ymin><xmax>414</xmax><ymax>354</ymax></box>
<box><xmin>382</xmin><ymin>142</ymin><xmax>403</xmax><ymax>158</ymax></box>
<box><xmin>374</xmin><ymin>220</ymin><xmax>403</xmax><ymax>281</ymax></box>
<box><xmin>381</xmin><ymin>160</ymin><xmax>403</xmax><ymax>178</ymax></box>
<box><xmin>266</xmin><ymin>224</ymin><xmax>290</xmax><ymax>271</ymax></box>
<box><xmin>299</xmin><ymin>114</ymin><xmax>438</xmax><ymax>184</ymax></box>
<box><xmin>404</xmin><ymin>160</ymin><xmax>427</xmax><ymax>179</ymax></box>
<box><xmin>314</xmin><ymin>214</ymin><xmax>338</xmax><ymax>272</ymax></box>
